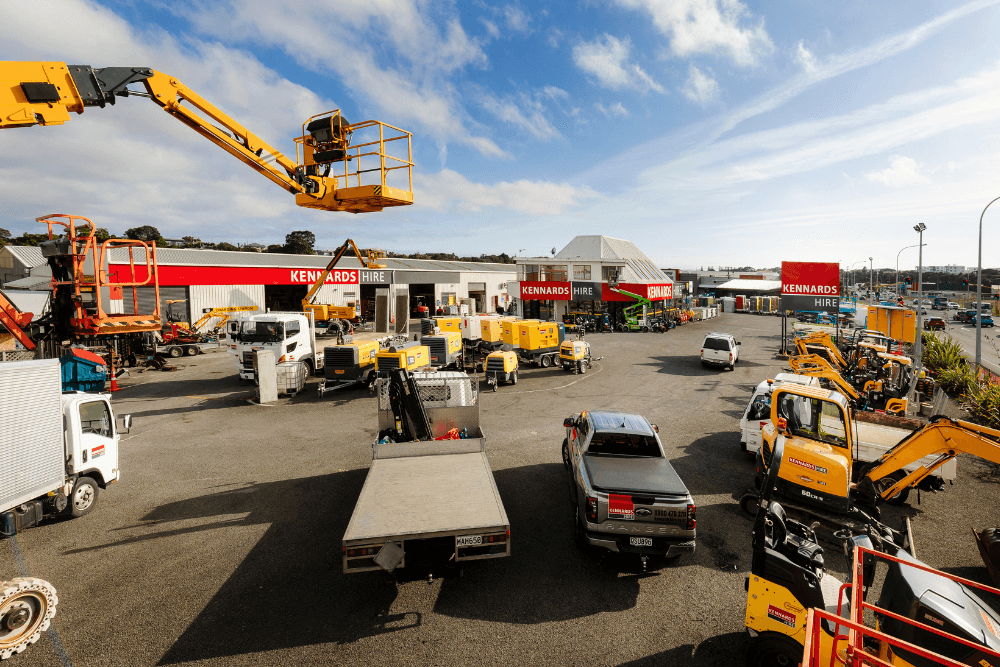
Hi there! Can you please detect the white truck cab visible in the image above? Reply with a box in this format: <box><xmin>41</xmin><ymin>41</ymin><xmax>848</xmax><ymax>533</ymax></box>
<box><xmin>739</xmin><ymin>374</ymin><xmax>820</xmax><ymax>453</ymax></box>
<box><xmin>233</xmin><ymin>312</ymin><xmax>321</xmax><ymax>380</ymax></box>
<box><xmin>1</xmin><ymin>359</ymin><xmax>125</xmax><ymax>535</ymax></box>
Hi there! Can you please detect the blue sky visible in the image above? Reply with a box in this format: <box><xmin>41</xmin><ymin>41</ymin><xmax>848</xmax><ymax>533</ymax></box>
<box><xmin>3</xmin><ymin>0</ymin><xmax>1000</xmax><ymax>271</ymax></box>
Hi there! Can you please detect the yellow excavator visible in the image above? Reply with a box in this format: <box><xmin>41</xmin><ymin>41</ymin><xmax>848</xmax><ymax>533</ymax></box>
<box><xmin>788</xmin><ymin>353</ymin><xmax>909</xmax><ymax>416</ymax></box>
<box><xmin>743</xmin><ymin>380</ymin><xmax>1000</xmax><ymax>541</ymax></box>
<box><xmin>1</xmin><ymin>61</ymin><xmax>413</xmax><ymax>213</ymax></box>
<box><xmin>794</xmin><ymin>331</ymin><xmax>849</xmax><ymax>370</ymax></box>
<box><xmin>301</xmin><ymin>239</ymin><xmax>386</xmax><ymax>333</ymax></box>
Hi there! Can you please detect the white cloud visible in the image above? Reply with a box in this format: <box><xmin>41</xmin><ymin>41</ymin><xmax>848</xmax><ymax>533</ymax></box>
<box><xmin>415</xmin><ymin>169</ymin><xmax>597</xmax><ymax>215</ymax></box>
<box><xmin>594</xmin><ymin>102</ymin><xmax>629</xmax><ymax>117</ymax></box>
<box><xmin>709</xmin><ymin>0</ymin><xmax>1000</xmax><ymax>140</ymax></box>
<box><xmin>794</xmin><ymin>41</ymin><xmax>818</xmax><ymax>73</ymax></box>
<box><xmin>480</xmin><ymin>18</ymin><xmax>500</xmax><ymax>39</ymax></box>
<box><xmin>503</xmin><ymin>5</ymin><xmax>532</xmax><ymax>34</ymax></box>
<box><xmin>681</xmin><ymin>65</ymin><xmax>719</xmax><ymax>105</ymax></box>
<box><xmin>612</xmin><ymin>0</ymin><xmax>773</xmax><ymax>66</ymax></box>
<box><xmin>477</xmin><ymin>91</ymin><xmax>562</xmax><ymax>141</ymax></box>
<box><xmin>865</xmin><ymin>156</ymin><xmax>931</xmax><ymax>187</ymax></box>
<box><xmin>572</xmin><ymin>34</ymin><xmax>665</xmax><ymax>93</ymax></box>
<box><xmin>180</xmin><ymin>0</ymin><xmax>507</xmax><ymax>158</ymax></box>
<box><xmin>543</xmin><ymin>86</ymin><xmax>569</xmax><ymax>100</ymax></box>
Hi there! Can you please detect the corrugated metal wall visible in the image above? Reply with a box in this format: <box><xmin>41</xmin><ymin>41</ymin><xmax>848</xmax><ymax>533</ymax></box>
<box><xmin>188</xmin><ymin>285</ymin><xmax>265</xmax><ymax>320</ymax></box>
<box><xmin>313</xmin><ymin>284</ymin><xmax>355</xmax><ymax>306</ymax></box>
<box><xmin>125</xmin><ymin>286</ymin><xmax>188</xmax><ymax>321</ymax></box>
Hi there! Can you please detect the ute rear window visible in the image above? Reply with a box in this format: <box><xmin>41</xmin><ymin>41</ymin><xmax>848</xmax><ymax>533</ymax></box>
<box><xmin>586</xmin><ymin>433</ymin><xmax>661</xmax><ymax>457</ymax></box>
<box><xmin>703</xmin><ymin>337</ymin><xmax>731</xmax><ymax>351</ymax></box>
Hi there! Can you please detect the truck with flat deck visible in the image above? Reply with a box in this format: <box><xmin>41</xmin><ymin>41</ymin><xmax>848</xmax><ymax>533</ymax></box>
<box><xmin>342</xmin><ymin>369</ymin><xmax>509</xmax><ymax>574</ymax></box>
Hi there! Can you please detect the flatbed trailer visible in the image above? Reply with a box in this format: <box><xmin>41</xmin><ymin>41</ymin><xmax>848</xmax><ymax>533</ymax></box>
<box><xmin>342</xmin><ymin>371</ymin><xmax>510</xmax><ymax>573</ymax></box>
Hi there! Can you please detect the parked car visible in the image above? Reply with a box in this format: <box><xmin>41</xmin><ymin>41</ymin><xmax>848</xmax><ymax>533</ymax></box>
<box><xmin>973</xmin><ymin>315</ymin><xmax>995</xmax><ymax>328</ymax></box>
<box><xmin>948</xmin><ymin>302</ymin><xmax>960</xmax><ymax>309</ymax></box>
<box><xmin>924</xmin><ymin>317</ymin><xmax>946</xmax><ymax>331</ymax></box>
<box><xmin>562</xmin><ymin>410</ymin><xmax>696</xmax><ymax>568</ymax></box>
<box><xmin>700</xmin><ymin>332</ymin><xmax>740</xmax><ymax>370</ymax></box>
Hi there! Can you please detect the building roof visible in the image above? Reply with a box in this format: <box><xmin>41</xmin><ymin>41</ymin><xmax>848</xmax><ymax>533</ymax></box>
<box><xmin>550</xmin><ymin>235</ymin><xmax>672</xmax><ymax>283</ymax></box>
<box><xmin>1</xmin><ymin>246</ymin><xmax>45</xmax><ymax>268</ymax></box>
<box><xmin>0</xmin><ymin>289</ymin><xmax>49</xmax><ymax>318</ymax></box>
<box><xmin>100</xmin><ymin>247</ymin><xmax>515</xmax><ymax>273</ymax></box>
<box><xmin>2</xmin><ymin>275</ymin><xmax>51</xmax><ymax>290</ymax></box>
<box><xmin>713</xmin><ymin>279</ymin><xmax>783</xmax><ymax>291</ymax></box>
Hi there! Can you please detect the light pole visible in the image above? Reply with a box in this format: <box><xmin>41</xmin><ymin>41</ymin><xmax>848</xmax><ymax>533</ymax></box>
<box><xmin>910</xmin><ymin>223</ymin><xmax>926</xmax><ymax>410</ymax></box>
<box><xmin>896</xmin><ymin>244</ymin><xmax>922</xmax><ymax>297</ymax></box>
<box><xmin>977</xmin><ymin>197</ymin><xmax>1000</xmax><ymax>370</ymax></box>
<box><xmin>869</xmin><ymin>257</ymin><xmax>874</xmax><ymax>303</ymax></box>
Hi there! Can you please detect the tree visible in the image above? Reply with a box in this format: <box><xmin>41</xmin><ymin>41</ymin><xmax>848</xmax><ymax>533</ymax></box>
<box><xmin>181</xmin><ymin>236</ymin><xmax>202</xmax><ymax>248</ymax></box>
<box><xmin>93</xmin><ymin>228</ymin><xmax>111</xmax><ymax>242</ymax></box>
<box><xmin>0</xmin><ymin>227</ymin><xmax>9</xmax><ymax>248</ymax></box>
<box><xmin>265</xmin><ymin>244</ymin><xmax>286</xmax><ymax>253</ymax></box>
<box><xmin>215</xmin><ymin>242</ymin><xmax>238</xmax><ymax>251</ymax></box>
<box><xmin>124</xmin><ymin>225</ymin><xmax>162</xmax><ymax>242</ymax></box>
<box><xmin>284</xmin><ymin>230</ymin><xmax>315</xmax><ymax>255</ymax></box>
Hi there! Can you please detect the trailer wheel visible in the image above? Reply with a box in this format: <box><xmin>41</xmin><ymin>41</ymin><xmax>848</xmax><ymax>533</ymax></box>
<box><xmin>185</xmin><ymin>346</ymin><xmax>198</xmax><ymax>356</ymax></box>
<box><xmin>746</xmin><ymin>633</ymin><xmax>802</xmax><ymax>667</ymax></box>
<box><xmin>168</xmin><ymin>347</ymin><xmax>183</xmax><ymax>358</ymax></box>
<box><xmin>739</xmin><ymin>492</ymin><xmax>759</xmax><ymax>518</ymax></box>
<box><xmin>871</xmin><ymin>470</ymin><xmax>911</xmax><ymax>506</ymax></box>
<box><xmin>511</xmin><ymin>370</ymin><xmax>518</xmax><ymax>385</ymax></box>
<box><xmin>67</xmin><ymin>477</ymin><xmax>99</xmax><ymax>518</ymax></box>
<box><xmin>541</xmin><ymin>355</ymin><xmax>552</xmax><ymax>368</ymax></box>
<box><xmin>578</xmin><ymin>360</ymin><xmax>588</xmax><ymax>374</ymax></box>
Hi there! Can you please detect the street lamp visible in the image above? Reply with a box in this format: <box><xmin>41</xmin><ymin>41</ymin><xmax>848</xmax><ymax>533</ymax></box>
<box><xmin>976</xmin><ymin>196</ymin><xmax>1000</xmax><ymax>370</ymax></box>
<box><xmin>869</xmin><ymin>257</ymin><xmax>874</xmax><ymax>303</ymax></box>
<box><xmin>909</xmin><ymin>223</ymin><xmax>926</xmax><ymax>410</ymax></box>
<box><xmin>896</xmin><ymin>244</ymin><xmax>923</xmax><ymax>298</ymax></box>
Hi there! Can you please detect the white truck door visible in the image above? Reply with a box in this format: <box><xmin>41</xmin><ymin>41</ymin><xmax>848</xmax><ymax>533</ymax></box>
<box><xmin>75</xmin><ymin>399</ymin><xmax>119</xmax><ymax>483</ymax></box>
<box><xmin>742</xmin><ymin>390</ymin><xmax>772</xmax><ymax>453</ymax></box>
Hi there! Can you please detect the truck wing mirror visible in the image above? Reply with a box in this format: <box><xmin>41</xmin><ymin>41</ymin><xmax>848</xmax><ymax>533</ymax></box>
<box><xmin>120</xmin><ymin>414</ymin><xmax>133</xmax><ymax>433</ymax></box>
<box><xmin>563</xmin><ymin>417</ymin><xmax>576</xmax><ymax>428</ymax></box>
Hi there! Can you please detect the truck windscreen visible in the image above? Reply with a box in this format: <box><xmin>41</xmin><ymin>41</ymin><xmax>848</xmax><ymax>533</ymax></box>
<box><xmin>586</xmin><ymin>433</ymin><xmax>662</xmax><ymax>457</ymax></box>
<box><xmin>240</xmin><ymin>321</ymin><xmax>284</xmax><ymax>342</ymax></box>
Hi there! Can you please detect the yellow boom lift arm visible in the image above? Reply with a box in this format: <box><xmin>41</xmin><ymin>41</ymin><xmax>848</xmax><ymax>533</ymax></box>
<box><xmin>1</xmin><ymin>62</ymin><xmax>413</xmax><ymax>213</ymax></box>
<box><xmin>301</xmin><ymin>240</ymin><xmax>386</xmax><ymax>323</ymax></box>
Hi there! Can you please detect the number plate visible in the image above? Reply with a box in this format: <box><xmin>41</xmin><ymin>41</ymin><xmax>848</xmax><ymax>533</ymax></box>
<box><xmin>456</xmin><ymin>535</ymin><xmax>482</xmax><ymax>547</ymax></box>
<box><xmin>335</xmin><ymin>369</ymin><xmax>345</xmax><ymax>374</ymax></box>
<box><xmin>629</xmin><ymin>537</ymin><xmax>653</xmax><ymax>547</ymax></box>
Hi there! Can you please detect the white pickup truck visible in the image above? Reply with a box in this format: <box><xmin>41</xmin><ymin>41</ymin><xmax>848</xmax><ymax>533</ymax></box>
<box><xmin>231</xmin><ymin>312</ymin><xmax>323</xmax><ymax>380</ymax></box>
<box><xmin>740</xmin><ymin>376</ymin><xmax>956</xmax><ymax>481</ymax></box>
<box><xmin>1</xmin><ymin>359</ymin><xmax>127</xmax><ymax>536</ymax></box>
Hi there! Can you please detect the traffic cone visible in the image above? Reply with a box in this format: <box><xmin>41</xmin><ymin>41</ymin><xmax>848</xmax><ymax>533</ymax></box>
<box><xmin>110</xmin><ymin>373</ymin><xmax>119</xmax><ymax>392</ymax></box>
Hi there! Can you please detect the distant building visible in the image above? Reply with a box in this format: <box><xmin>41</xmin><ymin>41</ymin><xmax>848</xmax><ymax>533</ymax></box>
<box><xmin>920</xmin><ymin>265</ymin><xmax>966</xmax><ymax>274</ymax></box>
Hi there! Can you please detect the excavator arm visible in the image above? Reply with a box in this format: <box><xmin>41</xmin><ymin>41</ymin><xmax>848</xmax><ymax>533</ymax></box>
<box><xmin>860</xmin><ymin>416</ymin><xmax>1000</xmax><ymax>502</ymax></box>
<box><xmin>1</xmin><ymin>62</ymin><xmax>413</xmax><ymax>213</ymax></box>
<box><xmin>303</xmin><ymin>239</ymin><xmax>382</xmax><ymax>307</ymax></box>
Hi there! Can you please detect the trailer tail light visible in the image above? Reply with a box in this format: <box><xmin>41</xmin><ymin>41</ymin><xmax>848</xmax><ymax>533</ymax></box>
<box><xmin>686</xmin><ymin>504</ymin><xmax>696</xmax><ymax>531</ymax></box>
<box><xmin>483</xmin><ymin>532</ymin><xmax>508</xmax><ymax>543</ymax></box>
<box><xmin>586</xmin><ymin>496</ymin><xmax>598</xmax><ymax>523</ymax></box>
<box><xmin>345</xmin><ymin>546</ymin><xmax>381</xmax><ymax>558</ymax></box>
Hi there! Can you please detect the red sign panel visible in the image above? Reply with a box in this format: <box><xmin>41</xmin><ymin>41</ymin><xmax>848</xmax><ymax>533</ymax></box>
<box><xmin>108</xmin><ymin>265</ymin><xmax>360</xmax><ymax>287</ymax></box>
<box><xmin>781</xmin><ymin>262</ymin><xmax>840</xmax><ymax>296</ymax></box>
<box><xmin>608</xmin><ymin>494</ymin><xmax>634</xmax><ymax>520</ymax></box>
<box><xmin>602</xmin><ymin>283</ymin><xmax>673</xmax><ymax>301</ymax></box>
<box><xmin>520</xmin><ymin>281</ymin><xmax>571</xmax><ymax>300</ymax></box>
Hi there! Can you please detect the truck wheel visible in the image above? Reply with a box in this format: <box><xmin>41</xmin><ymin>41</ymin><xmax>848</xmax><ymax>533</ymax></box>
<box><xmin>168</xmin><ymin>347</ymin><xmax>183</xmax><ymax>358</ymax></box>
<box><xmin>185</xmin><ymin>346</ymin><xmax>198</xmax><ymax>356</ymax></box>
<box><xmin>562</xmin><ymin>438</ymin><xmax>571</xmax><ymax>470</ymax></box>
<box><xmin>303</xmin><ymin>359</ymin><xmax>314</xmax><ymax>376</ymax></box>
<box><xmin>68</xmin><ymin>477</ymin><xmax>99</xmax><ymax>518</ymax></box>
<box><xmin>745</xmin><ymin>633</ymin><xmax>802</xmax><ymax>667</ymax></box>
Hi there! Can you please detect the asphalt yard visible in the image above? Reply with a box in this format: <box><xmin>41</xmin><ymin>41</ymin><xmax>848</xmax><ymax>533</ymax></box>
<box><xmin>4</xmin><ymin>313</ymin><xmax>997</xmax><ymax>666</ymax></box>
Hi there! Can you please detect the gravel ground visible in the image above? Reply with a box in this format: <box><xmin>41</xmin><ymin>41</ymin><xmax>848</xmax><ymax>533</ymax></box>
<box><xmin>3</xmin><ymin>313</ymin><xmax>997</xmax><ymax>666</ymax></box>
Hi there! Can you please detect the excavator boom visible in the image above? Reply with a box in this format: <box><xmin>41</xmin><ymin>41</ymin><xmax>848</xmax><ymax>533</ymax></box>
<box><xmin>1</xmin><ymin>61</ymin><xmax>413</xmax><ymax>214</ymax></box>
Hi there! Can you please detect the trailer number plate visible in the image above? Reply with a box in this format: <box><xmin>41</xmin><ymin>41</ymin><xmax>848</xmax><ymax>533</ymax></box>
<box><xmin>335</xmin><ymin>370</ymin><xmax>345</xmax><ymax>374</ymax></box>
<box><xmin>629</xmin><ymin>537</ymin><xmax>653</xmax><ymax>547</ymax></box>
<box><xmin>457</xmin><ymin>535</ymin><xmax>482</xmax><ymax>547</ymax></box>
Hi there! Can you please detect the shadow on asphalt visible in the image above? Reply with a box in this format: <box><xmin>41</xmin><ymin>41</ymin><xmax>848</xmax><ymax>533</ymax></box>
<box><xmin>640</xmin><ymin>355</ymin><xmax>769</xmax><ymax>377</ymax></box>
<box><xmin>614</xmin><ymin>631</ymin><xmax>747</xmax><ymax>666</ymax></box>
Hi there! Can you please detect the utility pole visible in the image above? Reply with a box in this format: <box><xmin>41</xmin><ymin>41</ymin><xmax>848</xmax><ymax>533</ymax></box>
<box><xmin>909</xmin><ymin>223</ymin><xmax>926</xmax><ymax>410</ymax></box>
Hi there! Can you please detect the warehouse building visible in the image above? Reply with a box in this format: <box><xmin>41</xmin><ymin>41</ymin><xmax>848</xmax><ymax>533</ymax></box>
<box><xmin>513</xmin><ymin>235</ymin><xmax>674</xmax><ymax>323</ymax></box>
<box><xmin>2</xmin><ymin>246</ymin><xmax>517</xmax><ymax>323</ymax></box>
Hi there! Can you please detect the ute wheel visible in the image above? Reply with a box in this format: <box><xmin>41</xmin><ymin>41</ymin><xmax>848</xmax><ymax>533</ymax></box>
<box><xmin>541</xmin><ymin>355</ymin><xmax>552</xmax><ymax>368</ymax></box>
<box><xmin>68</xmin><ymin>477</ymin><xmax>98</xmax><ymax>518</ymax></box>
<box><xmin>872</xmin><ymin>470</ymin><xmax>911</xmax><ymax>506</ymax></box>
<box><xmin>511</xmin><ymin>370</ymin><xmax>518</xmax><ymax>385</ymax></box>
<box><xmin>0</xmin><ymin>577</ymin><xmax>58</xmax><ymax>660</ymax></box>
<box><xmin>185</xmin><ymin>346</ymin><xmax>199</xmax><ymax>356</ymax></box>
<box><xmin>562</xmin><ymin>438</ymin><xmax>571</xmax><ymax>470</ymax></box>
<box><xmin>168</xmin><ymin>347</ymin><xmax>183</xmax><ymax>358</ymax></box>
<box><xmin>745</xmin><ymin>633</ymin><xmax>803</xmax><ymax>667</ymax></box>
<box><xmin>739</xmin><ymin>492</ymin><xmax>759</xmax><ymax>518</ymax></box>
